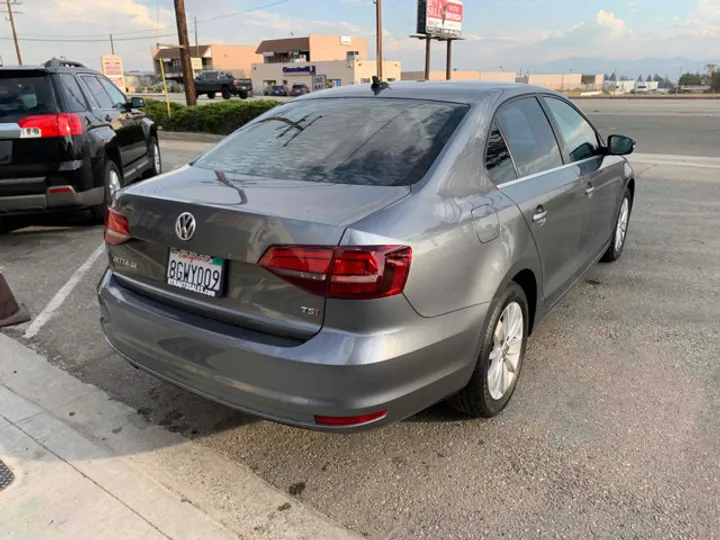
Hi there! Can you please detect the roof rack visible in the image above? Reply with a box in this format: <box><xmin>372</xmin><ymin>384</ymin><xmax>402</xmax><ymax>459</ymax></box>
<box><xmin>43</xmin><ymin>58</ymin><xmax>86</xmax><ymax>68</ymax></box>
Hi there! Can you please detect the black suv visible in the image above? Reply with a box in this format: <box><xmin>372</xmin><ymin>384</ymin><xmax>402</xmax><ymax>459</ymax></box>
<box><xmin>0</xmin><ymin>58</ymin><xmax>161</xmax><ymax>232</ymax></box>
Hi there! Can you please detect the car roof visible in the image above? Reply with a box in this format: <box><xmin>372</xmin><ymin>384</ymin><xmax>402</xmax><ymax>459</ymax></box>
<box><xmin>0</xmin><ymin>64</ymin><xmax>98</xmax><ymax>75</ymax></box>
<box><xmin>303</xmin><ymin>80</ymin><xmax>562</xmax><ymax>105</ymax></box>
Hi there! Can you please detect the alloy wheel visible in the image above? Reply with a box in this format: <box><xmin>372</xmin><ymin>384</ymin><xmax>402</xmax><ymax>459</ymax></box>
<box><xmin>488</xmin><ymin>302</ymin><xmax>524</xmax><ymax>400</ymax></box>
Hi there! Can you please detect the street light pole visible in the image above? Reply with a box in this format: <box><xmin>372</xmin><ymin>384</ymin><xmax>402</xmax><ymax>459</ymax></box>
<box><xmin>173</xmin><ymin>0</ymin><xmax>196</xmax><ymax>106</ymax></box>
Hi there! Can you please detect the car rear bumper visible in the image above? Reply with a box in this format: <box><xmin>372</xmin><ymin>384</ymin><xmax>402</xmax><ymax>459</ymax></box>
<box><xmin>98</xmin><ymin>269</ymin><xmax>489</xmax><ymax>432</ymax></box>
<box><xmin>0</xmin><ymin>185</ymin><xmax>103</xmax><ymax>215</ymax></box>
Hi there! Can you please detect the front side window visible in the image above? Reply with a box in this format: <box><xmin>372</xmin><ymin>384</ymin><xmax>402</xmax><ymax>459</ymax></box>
<box><xmin>97</xmin><ymin>77</ymin><xmax>127</xmax><ymax>109</ymax></box>
<box><xmin>485</xmin><ymin>123</ymin><xmax>517</xmax><ymax>185</ymax></box>
<box><xmin>81</xmin><ymin>76</ymin><xmax>113</xmax><ymax>109</ymax></box>
<box><xmin>194</xmin><ymin>98</ymin><xmax>468</xmax><ymax>186</ymax></box>
<box><xmin>544</xmin><ymin>97</ymin><xmax>601</xmax><ymax>162</ymax></box>
<box><xmin>496</xmin><ymin>97</ymin><xmax>563</xmax><ymax>178</ymax></box>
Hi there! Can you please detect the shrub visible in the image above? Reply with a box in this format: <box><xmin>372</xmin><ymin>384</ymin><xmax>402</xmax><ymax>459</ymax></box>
<box><xmin>143</xmin><ymin>99</ymin><xmax>280</xmax><ymax>135</ymax></box>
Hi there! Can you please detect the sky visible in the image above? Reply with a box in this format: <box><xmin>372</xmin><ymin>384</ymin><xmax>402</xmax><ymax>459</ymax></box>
<box><xmin>2</xmin><ymin>0</ymin><xmax>719</xmax><ymax>72</ymax></box>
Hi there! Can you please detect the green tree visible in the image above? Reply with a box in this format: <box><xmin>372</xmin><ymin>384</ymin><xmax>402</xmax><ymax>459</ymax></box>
<box><xmin>608</xmin><ymin>72</ymin><xmax>617</xmax><ymax>81</ymax></box>
<box><xmin>711</xmin><ymin>72</ymin><xmax>720</xmax><ymax>93</ymax></box>
<box><xmin>646</xmin><ymin>74</ymin><xmax>653</xmax><ymax>82</ymax></box>
<box><xmin>637</xmin><ymin>74</ymin><xmax>643</xmax><ymax>82</ymax></box>
<box><xmin>679</xmin><ymin>72</ymin><xmax>703</xmax><ymax>86</ymax></box>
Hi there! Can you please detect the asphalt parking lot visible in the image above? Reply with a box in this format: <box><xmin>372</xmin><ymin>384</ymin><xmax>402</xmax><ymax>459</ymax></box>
<box><xmin>2</xmin><ymin>100</ymin><xmax>720</xmax><ymax>539</ymax></box>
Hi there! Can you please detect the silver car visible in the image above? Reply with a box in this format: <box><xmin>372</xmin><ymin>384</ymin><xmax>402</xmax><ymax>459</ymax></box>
<box><xmin>98</xmin><ymin>81</ymin><xmax>636</xmax><ymax>431</ymax></box>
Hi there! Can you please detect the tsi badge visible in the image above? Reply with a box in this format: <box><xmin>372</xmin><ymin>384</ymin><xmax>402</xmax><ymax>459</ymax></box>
<box><xmin>300</xmin><ymin>306</ymin><xmax>320</xmax><ymax>317</ymax></box>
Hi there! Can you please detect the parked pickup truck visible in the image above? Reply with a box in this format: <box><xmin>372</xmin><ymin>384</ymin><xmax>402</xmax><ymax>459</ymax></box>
<box><xmin>194</xmin><ymin>71</ymin><xmax>248</xmax><ymax>100</ymax></box>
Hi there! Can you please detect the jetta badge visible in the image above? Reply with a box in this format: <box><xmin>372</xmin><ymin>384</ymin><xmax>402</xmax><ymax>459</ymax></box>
<box><xmin>175</xmin><ymin>212</ymin><xmax>196</xmax><ymax>241</ymax></box>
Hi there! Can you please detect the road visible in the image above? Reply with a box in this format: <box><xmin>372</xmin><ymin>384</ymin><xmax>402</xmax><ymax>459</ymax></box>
<box><xmin>2</xmin><ymin>102</ymin><xmax>720</xmax><ymax>539</ymax></box>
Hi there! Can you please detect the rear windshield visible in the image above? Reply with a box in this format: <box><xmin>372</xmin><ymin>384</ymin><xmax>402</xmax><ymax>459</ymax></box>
<box><xmin>194</xmin><ymin>98</ymin><xmax>468</xmax><ymax>186</ymax></box>
<box><xmin>0</xmin><ymin>73</ymin><xmax>57</xmax><ymax>122</ymax></box>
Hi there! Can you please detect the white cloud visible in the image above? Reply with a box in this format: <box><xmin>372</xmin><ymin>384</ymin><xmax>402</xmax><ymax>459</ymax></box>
<box><xmin>596</xmin><ymin>10</ymin><xmax>628</xmax><ymax>35</ymax></box>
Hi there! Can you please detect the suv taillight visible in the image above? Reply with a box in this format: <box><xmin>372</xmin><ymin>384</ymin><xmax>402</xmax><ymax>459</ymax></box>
<box><xmin>18</xmin><ymin>113</ymin><xmax>83</xmax><ymax>138</ymax></box>
<box><xmin>258</xmin><ymin>245</ymin><xmax>412</xmax><ymax>300</ymax></box>
<box><xmin>104</xmin><ymin>207</ymin><xmax>130</xmax><ymax>246</ymax></box>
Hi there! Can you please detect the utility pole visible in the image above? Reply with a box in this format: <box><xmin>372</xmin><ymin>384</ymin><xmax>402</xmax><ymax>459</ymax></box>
<box><xmin>374</xmin><ymin>0</ymin><xmax>383</xmax><ymax>80</ymax></box>
<box><xmin>3</xmin><ymin>0</ymin><xmax>22</xmax><ymax>65</ymax></box>
<box><xmin>173</xmin><ymin>0</ymin><xmax>196</xmax><ymax>106</ymax></box>
<box><xmin>109</xmin><ymin>33</ymin><xmax>115</xmax><ymax>55</ymax></box>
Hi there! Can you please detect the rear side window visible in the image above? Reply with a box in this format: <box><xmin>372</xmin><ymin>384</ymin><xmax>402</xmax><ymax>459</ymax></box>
<box><xmin>543</xmin><ymin>97</ymin><xmax>601</xmax><ymax>162</ymax></box>
<box><xmin>0</xmin><ymin>73</ymin><xmax>57</xmax><ymax>121</ymax></box>
<box><xmin>81</xmin><ymin>76</ymin><xmax>113</xmax><ymax>109</ymax></box>
<box><xmin>496</xmin><ymin>97</ymin><xmax>563</xmax><ymax>178</ymax></box>
<box><xmin>194</xmin><ymin>98</ymin><xmax>468</xmax><ymax>186</ymax></box>
<box><xmin>58</xmin><ymin>74</ymin><xmax>88</xmax><ymax>112</ymax></box>
<box><xmin>485</xmin><ymin>123</ymin><xmax>517</xmax><ymax>185</ymax></box>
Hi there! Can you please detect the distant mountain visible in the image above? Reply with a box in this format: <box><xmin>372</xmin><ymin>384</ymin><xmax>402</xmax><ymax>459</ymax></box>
<box><xmin>524</xmin><ymin>57</ymin><xmax>720</xmax><ymax>80</ymax></box>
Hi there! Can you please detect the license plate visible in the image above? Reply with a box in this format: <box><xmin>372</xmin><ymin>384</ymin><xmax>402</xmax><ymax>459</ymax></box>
<box><xmin>166</xmin><ymin>248</ymin><xmax>224</xmax><ymax>298</ymax></box>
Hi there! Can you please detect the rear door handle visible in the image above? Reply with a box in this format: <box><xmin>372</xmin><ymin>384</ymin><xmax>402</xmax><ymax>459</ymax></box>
<box><xmin>532</xmin><ymin>207</ymin><xmax>548</xmax><ymax>224</ymax></box>
<box><xmin>104</xmin><ymin>114</ymin><xmax>112</xmax><ymax>122</ymax></box>
<box><xmin>586</xmin><ymin>184</ymin><xmax>595</xmax><ymax>196</ymax></box>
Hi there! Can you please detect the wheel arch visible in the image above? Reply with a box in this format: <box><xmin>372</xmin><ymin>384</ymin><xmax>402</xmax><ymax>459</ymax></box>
<box><xmin>495</xmin><ymin>260</ymin><xmax>542</xmax><ymax>335</ymax></box>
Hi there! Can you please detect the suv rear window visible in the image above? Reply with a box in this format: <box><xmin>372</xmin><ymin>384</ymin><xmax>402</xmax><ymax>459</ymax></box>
<box><xmin>0</xmin><ymin>73</ymin><xmax>57</xmax><ymax>122</ymax></box>
<box><xmin>194</xmin><ymin>98</ymin><xmax>468</xmax><ymax>186</ymax></box>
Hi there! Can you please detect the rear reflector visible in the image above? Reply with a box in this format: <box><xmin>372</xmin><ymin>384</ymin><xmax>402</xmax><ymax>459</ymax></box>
<box><xmin>259</xmin><ymin>245</ymin><xmax>412</xmax><ymax>300</ymax></box>
<box><xmin>18</xmin><ymin>113</ymin><xmax>83</xmax><ymax>138</ymax></box>
<box><xmin>314</xmin><ymin>409</ymin><xmax>388</xmax><ymax>426</ymax></box>
<box><xmin>104</xmin><ymin>207</ymin><xmax>130</xmax><ymax>246</ymax></box>
<box><xmin>48</xmin><ymin>186</ymin><xmax>73</xmax><ymax>194</ymax></box>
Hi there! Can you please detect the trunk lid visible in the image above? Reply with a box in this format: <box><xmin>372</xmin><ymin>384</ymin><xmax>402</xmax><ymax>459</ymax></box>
<box><xmin>0</xmin><ymin>70</ymin><xmax>61</xmax><ymax>186</ymax></box>
<box><xmin>110</xmin><ymin>165</ymin><xmax>409</xmax><ymax>339</ymax></box>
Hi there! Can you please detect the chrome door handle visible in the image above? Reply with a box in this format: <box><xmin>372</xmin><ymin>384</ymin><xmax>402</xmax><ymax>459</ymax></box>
<box><xmin>532</xmin><ymin>209</ymin><xmax>548</xmax><ymax>224</ymax></box>
<box><xmin>585</xmin><ymin>184</ymin><xmax>595</xmax><ymax>196</ymax></box>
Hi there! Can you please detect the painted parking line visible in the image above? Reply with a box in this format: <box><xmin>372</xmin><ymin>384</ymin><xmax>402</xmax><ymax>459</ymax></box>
<box><xmin>23</xmin><ymin>244</ymin><xmax>106</xmax><ymax>340</ymax></box>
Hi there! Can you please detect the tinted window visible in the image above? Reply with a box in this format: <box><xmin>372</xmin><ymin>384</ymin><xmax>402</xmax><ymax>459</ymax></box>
<box><xmin>496</xmin><ymin>97</ymin><xmax>563</xmax><ymax>177</ymax></box>
<box><xmin>544</xmin><ymin>97</ymin><xmax>600</xmax><ymax>162</ymax></box>
<box><xmin>97</xmin><ymin>77</ymin><xmax>127</xmax><ymax>109</ymax></box>
<box><xmin>58</xmin><ymin>74</ymin><xmax>88</xmax><ymax>112</ymax></box>
<box><xmin>194</xmin><ymin>98</ymin><xmax>468</xmax><ymax>186</ymax></box>
<box><xmin>81</xmin><ymin>76</ymin><xmax>113</xmax><ymax>109</ymax></box>
<box><xmin>485</xmin><ymin>123</ymin><xmax>517</xmax><ymax>185</ymax></box>
<box><xmin>0</xmin><ymin>74</ymin><xmax>57</xmax><ymax>121</ymax></box>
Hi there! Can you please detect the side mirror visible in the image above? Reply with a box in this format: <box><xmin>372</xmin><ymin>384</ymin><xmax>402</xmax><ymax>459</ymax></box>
<box><xmin>607</xmin><ymin>134</ymin><xmax>635</xmax><ymax>156</ymax></box>
<box><xmin>130</xmin><ymin>96</ymin><xmax>146</xmax><ymax>109</ymax></box>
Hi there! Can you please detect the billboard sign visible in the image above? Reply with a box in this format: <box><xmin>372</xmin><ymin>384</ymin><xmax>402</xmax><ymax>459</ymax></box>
<box><xmin>417</xmin><ymin>0</ymin><xmax>464</xmax><ymax>37</ymax></box>
<box><xmin>101</xmin><ymin>55</ymin><xmax>126</xmax><ymax>90</ymax></box>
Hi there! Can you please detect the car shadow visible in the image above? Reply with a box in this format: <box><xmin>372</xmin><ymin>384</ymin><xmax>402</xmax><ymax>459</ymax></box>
<box><xmin>1</xmin><ymin>211</ymin><xmax>100</xmax><ymax>235</ymax></box>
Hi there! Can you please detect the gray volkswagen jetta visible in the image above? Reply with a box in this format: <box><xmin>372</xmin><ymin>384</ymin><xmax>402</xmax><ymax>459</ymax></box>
<box><xmin>98</xmin><ymin>81</ymin><xmax>636</xmax><ymax>431</ymax></box>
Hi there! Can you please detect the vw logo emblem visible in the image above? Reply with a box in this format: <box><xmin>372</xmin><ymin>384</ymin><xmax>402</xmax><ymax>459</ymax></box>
<box><xmin>175</xmin><ymin>212</ymin><xmax>196</xmax><ymax>241</ymax></box>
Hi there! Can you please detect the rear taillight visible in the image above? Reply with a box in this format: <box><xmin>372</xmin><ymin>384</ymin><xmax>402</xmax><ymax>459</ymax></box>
<box><xmin>258</xmin><ymin>245</ymin><xmax>412</xmax><ymax>300</ymax></box>
<box><xmin>104</xmin><ymin>207</ymin><xmax>130</xmax><ymax>246</ymax></box>
<box><xmin>18</xmin><ymin>113</ymin><xmax>83</xmax><ymax>138</ymax></box>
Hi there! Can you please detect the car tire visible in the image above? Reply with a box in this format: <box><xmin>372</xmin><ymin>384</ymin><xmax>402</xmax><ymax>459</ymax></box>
<box><xmin>449</xmin><ymin>282</ymin><xmax>529</xmax><ymax>418</ymax></box>
<box><xmin>207</xmin><ymin>92</ymin><xmax>216</xmax><ymax>99</ymax></box>
<box><xmin>601</xmin><ymin>187</ymin><xmax>632</xmax><ymax>262</ymax></box>
<box><xmin>221</xmin><ymin>87</ymin><xmax>231</xmax><ymax>100</ymax></box>
<box><xmin>143</xmin><ymin>137</ymin><xmax>162</xmax><ymax>179</ymax></box>
<box><xmin>90</xmin><ymin>159</ymin><xmax>123</xmax><ymax>223</ymax></box>
<box><xmin>0</xmin><ymin>216</ymin><xmax>10</xmax><ymax>234</ymax></box>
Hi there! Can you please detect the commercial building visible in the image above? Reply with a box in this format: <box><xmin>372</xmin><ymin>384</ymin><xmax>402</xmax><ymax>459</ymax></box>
<box><xmin>151</xmin><ymin>44</ymin><xmax>261</xmax><ymax>79</ymax></box>
<box><xmin>401</xmin><ymin>71</ymin><xmax>516</xmax><ymax>82</ymax></box>
<box><xmin>527</xmin><ymin>73</ymin><xmax>603</xmax><ymax>91</ymax></box>
<box><xmin>251</xmin><ymin>35</ymin><xmax>400</xmax><ymax>91</ymax></box>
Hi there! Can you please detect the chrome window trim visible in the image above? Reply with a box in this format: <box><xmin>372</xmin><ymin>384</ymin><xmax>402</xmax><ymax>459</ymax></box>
<box><xmin>496</xmin><ymin>156</ymin><xmax>598</xmax><ymax>189</ymax></box>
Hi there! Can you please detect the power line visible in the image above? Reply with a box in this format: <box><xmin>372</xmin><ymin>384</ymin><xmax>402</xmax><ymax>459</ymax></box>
<box><xmin>1</xmin><ymin>0</ymin><xmax>22</xmax><ymax>64</ymax></box>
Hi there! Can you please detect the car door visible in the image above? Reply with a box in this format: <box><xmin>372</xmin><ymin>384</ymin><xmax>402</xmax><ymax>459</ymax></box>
<box><xmin>97</xmin><ymin>76</ymin><xmax>147</xmax><ymax>164</ymax></box>
<box><xmin>78</xmin><ymin>75</ymin><xmax>136</xmax><ymax>168</ymax></box>
<box><xmin>541</xmin><ymin>96</ymin><xmax>623</xmax><ymax>268</ymax></box>
<box><xmin>492</xmin><ymin>96</ymin><xmax>586</xmax><ymax>308</ymax></box>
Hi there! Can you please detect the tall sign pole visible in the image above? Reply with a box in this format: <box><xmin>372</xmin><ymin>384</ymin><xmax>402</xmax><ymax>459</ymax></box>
<box><xmin>375</xmin><ymin>0</ymin><xmax>384</xmax><ymax>79</ymax></box>
<box><xmin>173</xmin><ymin>0</ymin><xmax>196</xmax><ymax>106</ymax></box>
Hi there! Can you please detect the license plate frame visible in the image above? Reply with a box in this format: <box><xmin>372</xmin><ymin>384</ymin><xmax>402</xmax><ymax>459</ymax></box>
<box><xmin>166</xmin><ymin>248</ymin><xmax>226</xmax><ymax>298</ymax></box>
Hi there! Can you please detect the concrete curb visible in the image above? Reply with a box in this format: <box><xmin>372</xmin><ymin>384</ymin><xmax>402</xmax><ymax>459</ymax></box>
<box><xmin>0</xmin><ymin>333</ymin><xmax>360</xmax><ymax>540</ymax></box>
<box><xmin>159</xmin><ymin>131</ymin><xmax>225</xmax><ymax>143</ymax></box>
